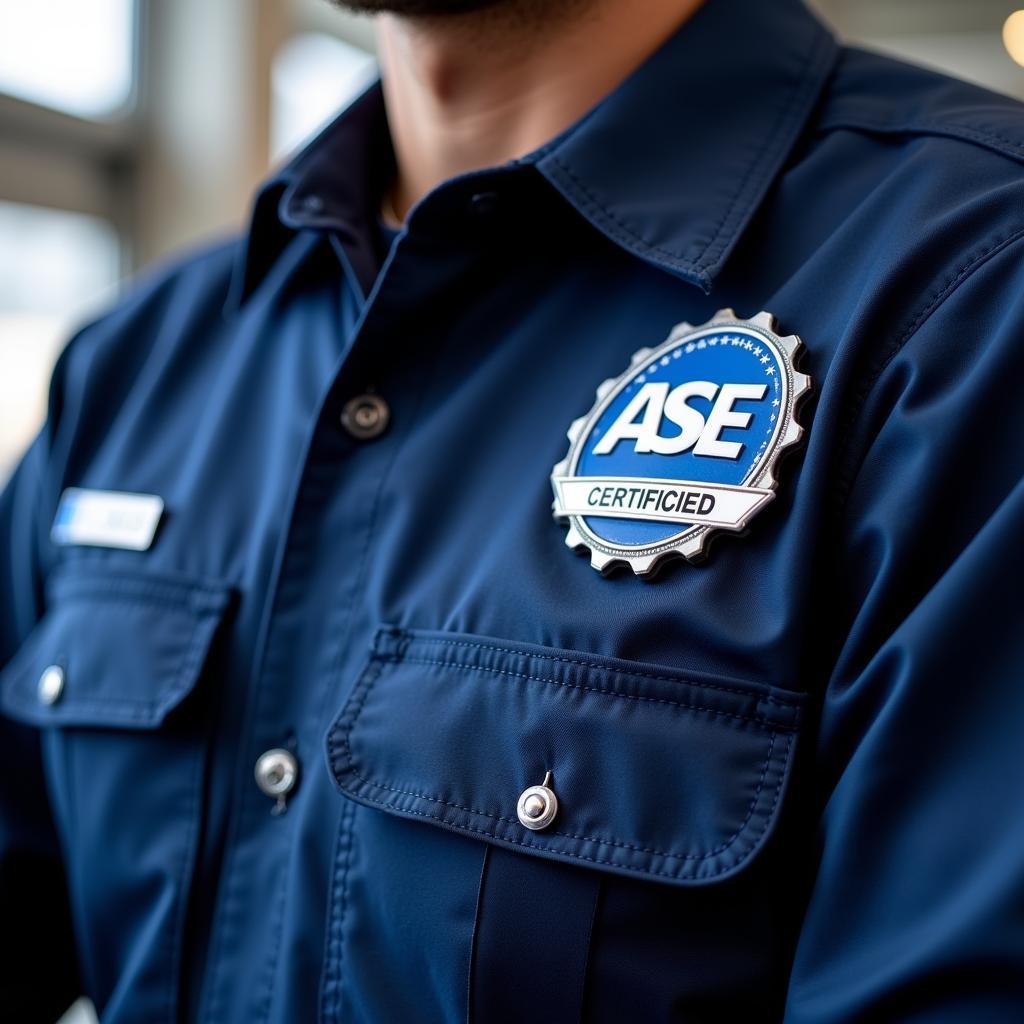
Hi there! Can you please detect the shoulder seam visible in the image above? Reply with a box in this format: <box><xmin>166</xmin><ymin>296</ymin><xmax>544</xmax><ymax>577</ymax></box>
<box><xmin>833</xmin><ymin>223</ymin><xmax>1024</xmax><ymax>514</ymax></box>
<box><xmin>815</xmin><ymin>114</ymin><xmax>1024</xmax><ymax>168</ymax></box>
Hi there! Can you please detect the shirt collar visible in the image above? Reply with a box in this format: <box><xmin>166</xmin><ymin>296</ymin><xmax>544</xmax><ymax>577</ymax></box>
<box><xmin>226</xmin><ymin>80</ymin><xmax>392</xmax><ymax>311</ymax></box>
<box><xmin>527</xmin><ymin>0</ymin><xmax>838</xmax><ymax>291</ymax></box>
<box><xmin>228</xmin><ymin>0</ymin><xmax>837</xmax><ymax>309</ymax></box>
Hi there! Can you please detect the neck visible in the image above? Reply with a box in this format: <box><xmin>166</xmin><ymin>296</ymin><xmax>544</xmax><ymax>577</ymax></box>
<box><xmin>377</xmin><ymin>0</ymin><xmax>704</xmax><ymax>223</ymax></box>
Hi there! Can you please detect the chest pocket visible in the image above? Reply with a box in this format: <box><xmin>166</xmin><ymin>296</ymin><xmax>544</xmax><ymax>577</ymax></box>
<box><xmin>0</xmin><ymin>565</ymin><xmax>232</xmax><ymax>1023</ymax></box>
<box><xmin>324</xmin><ymin>627</ymin><xmax>807</xmax><ymax>1024</ymax></box>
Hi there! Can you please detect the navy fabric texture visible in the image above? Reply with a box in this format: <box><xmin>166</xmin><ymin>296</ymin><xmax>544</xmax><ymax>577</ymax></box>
<box><xmin>2</xmin><ymin>0</ymin><xmax>1024</xmax><ymax>1020</ymax></box>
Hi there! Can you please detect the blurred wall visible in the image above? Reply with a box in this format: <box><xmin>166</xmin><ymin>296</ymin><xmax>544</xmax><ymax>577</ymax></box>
<box><xmin>0</xmin><ymin>0</ymin><xmax>378</xmax><ymax>484</ymax></box>
<box><xmin>813</xmin><ymin>0</ymin><xmax>1024</xmax><ymax>98</ymax></box>
<box><xmin>132</xmin><ymin>0</ymin><xmax>377</xmax><ymax>267</ymax></box>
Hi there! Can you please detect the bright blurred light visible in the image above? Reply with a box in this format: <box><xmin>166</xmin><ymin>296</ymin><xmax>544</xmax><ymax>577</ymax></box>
<box><xmin>1003</xmin><ymin>11</ymin><xmax>1024</xmax><ymax>68</ymax></box>
<box><xmin>0</xmin><ymin>0</ymin><xmax>134</xmax><ymax>118</ymax></box>
<box><xmin>271</xmin><ymin>33</ymin><xmax>377</xmax><ymax>161</ymax></box>
<box><xmin>0</xmin><ymin>200</ymin><xmax>120</xmax><ymax>482</ymax></box>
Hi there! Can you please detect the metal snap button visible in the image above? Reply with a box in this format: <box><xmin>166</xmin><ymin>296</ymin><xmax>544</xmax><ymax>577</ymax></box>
<box><xmin>37</xmin><ymin>664</ymin><xmax>65</xmax><ymax>706</ymax></box>
<box><xmin>341</xmin><ymin>394</ymin><xmax>390</xmax><ymax>441</ymax></box>
<box><xmin>255</xmin><ymin>748</ymin><xmax>299</xmax><ymax>814</ymax></box>
<box><xmin>516</xmin><ymin>771</ymin><xmax>558</xmax><ymax>831</ymax></box>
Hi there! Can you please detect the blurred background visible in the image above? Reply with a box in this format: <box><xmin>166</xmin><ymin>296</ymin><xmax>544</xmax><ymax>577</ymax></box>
<box><xmin>3</xmin><ymin>0</ymin><xmax>1024</xmax><ymax>492</ymax></box>
<box><xmin>0</xmin><ymin>1</ymin><xmax>1020</xmax><ymax>1020</ymax></box>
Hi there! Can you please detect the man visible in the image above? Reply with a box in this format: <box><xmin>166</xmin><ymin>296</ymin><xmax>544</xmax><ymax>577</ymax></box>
<box><xmin>2</xmin><ymin>0</ymin><xmax>1023</xmax><ymax>1019</ymax></box>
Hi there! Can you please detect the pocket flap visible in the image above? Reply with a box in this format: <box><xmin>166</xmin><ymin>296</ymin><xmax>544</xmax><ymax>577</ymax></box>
<box><xmin>0</xmin><ymin>567</ymin><xmax>232</xmax><ymax>729</ymax></box>
<box><xmin>327</xmin><ymin>627</ymin><xmax>806</xmax><ymax>886</ymax></box>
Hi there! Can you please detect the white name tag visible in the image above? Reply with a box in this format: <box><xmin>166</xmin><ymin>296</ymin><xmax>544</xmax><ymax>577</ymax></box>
<box><xmin>51</xmin><ymin>488</ymin><xmax>164</xmax><ymax>551</ymax></box>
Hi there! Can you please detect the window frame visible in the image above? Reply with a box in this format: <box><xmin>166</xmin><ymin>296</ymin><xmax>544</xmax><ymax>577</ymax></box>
<box><xmin>0</xmin><ymin>0</ymin><xmax>142</xmax><ymax>275</ymax></box>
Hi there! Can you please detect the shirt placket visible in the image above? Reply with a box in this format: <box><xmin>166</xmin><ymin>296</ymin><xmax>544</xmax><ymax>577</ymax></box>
<box><xmin>197</xmin><ymin>206</ymin><xmax>495</xmax><ymax>1022</ymax></box>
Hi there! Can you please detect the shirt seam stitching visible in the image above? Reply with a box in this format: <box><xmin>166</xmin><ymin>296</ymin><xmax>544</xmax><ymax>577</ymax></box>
<box><xmin>331</xmin><ymin>689</ymin><xmax>791</xmax><ymax>880</ymax></box>
<box><xmin>833</xmin><ymin>224</ymin><xmax>1024</xmax><ymax>513</ymax></box>
<box><xmin>383</xmin><ymin>653</ymin><xmax>785</xmax><ymax>728</ymax></box>
<box><xmin>1</xmin><ymin>605</ymin><xmax>216</xmax><ymax>723</ymax></box>
<box><xmin>815</xmin><ymin>114</ymin><xmax>1024</xmax><ymax>165</ymax></box>
<box><xmin>401</xmin><ymin>635</ymin><xmax>801</xmax><ymax>709</ymax></box>
<box><xmin>699</xmin><ymin>26</ymin><xmax>834</xmax><ymax>271</ymax></box>
<box><xmin>541</xmin><ymin>25</ymin><xmax>831</xmax><ymax>277</ymax></box>
<box><xmin>327</xmin><ymin>657</ymin><xmax>790</xmax><ymax>868</ymax></box>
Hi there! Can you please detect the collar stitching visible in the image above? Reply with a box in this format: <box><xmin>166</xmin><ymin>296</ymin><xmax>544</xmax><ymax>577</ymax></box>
<box><xmin>541</xmin><ymin>22</ymin><xmax>836</xmax><ymax>287</ymax></box>
<box><xmin>546</xmin><ymin>152</ymin><xmax>711</xmax><ymax>274</ymax></box>
<box><xmin>697</xmin><ymin>28</ymin><xmax>834</xmax><ymax>273</ymax></box>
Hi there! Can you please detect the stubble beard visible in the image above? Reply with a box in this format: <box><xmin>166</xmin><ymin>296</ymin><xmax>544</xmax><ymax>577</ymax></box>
<box><xmin>326</xmin><ymin>0</ymin><xmax>592</xmax><ymax>22</ymax></box>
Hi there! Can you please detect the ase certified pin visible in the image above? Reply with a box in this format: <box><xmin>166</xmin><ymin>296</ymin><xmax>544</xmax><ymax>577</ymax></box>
<box><xmin>551</xmin><ymin>309</ymin><xmax>810</xmax><ymax>577</ymax></box>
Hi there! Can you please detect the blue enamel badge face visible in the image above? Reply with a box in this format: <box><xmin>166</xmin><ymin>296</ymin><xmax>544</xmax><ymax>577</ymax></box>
<box><xmin>551</xmin><ymin>310</ymin><xmax>810</xmax><ymax>576</ymax></box>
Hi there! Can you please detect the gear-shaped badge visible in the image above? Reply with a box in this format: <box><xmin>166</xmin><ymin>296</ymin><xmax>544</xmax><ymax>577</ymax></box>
<box><xmin>551</xmin><ymin>309</ymin><xmax>811</xmax><ymax>577</ymax></box>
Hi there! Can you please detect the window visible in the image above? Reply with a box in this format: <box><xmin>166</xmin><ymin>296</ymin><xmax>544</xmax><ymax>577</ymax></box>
<box><xmin>271</xmin><ymin>32</ymin><xmax>378</xmax><ymax>160</ymax></box>
<box><xmin>0</xmin><ymin>0</ymin><xmax>136</xmax><ymax>118</ymax></box>
<box><xmin>0</xmin><ymin>201</ymin><xmax>119</xmax><ymax>484</ymax></box>
<box><xmin>0</xmin><ymin>0</ymin><xmax>136</xmax><ymax>485</ymax></box>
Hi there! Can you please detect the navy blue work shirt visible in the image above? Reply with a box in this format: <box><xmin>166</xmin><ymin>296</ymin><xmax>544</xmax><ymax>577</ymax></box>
<box><xmin>3</xmin><ymin>0</ymin><xmax>1024</xmax><ymax>1020</ymax></box>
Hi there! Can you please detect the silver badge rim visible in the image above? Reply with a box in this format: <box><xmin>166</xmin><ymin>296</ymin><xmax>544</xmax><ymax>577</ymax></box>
<box><xmin>550</xmin><ymin>309</ymin><xmax>811</xmax><ymax>577</ymax></box>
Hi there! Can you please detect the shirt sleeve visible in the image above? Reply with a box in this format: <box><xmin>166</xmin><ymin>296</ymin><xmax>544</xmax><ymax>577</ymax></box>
<box><xmin>783</xmin><ymin>233</ymin><xmax>1024</xmax><ymax>1022</ymax></box>
<box><xmin>0</xmin><ymin>381</ymin><xmax>82</xmax><ymax>1018</ymax></box>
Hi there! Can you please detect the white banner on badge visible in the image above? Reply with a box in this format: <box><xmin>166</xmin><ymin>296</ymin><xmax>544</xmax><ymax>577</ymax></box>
<box><xmin>552</xmin><ymin>476</ymin><xmax>773</xmax><ymax>530</ymax></box>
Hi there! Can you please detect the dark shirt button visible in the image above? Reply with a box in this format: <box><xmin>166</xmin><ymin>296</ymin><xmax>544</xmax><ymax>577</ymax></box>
<box><xmin>300</xmin><ymin>194</ymin><xmax>324</xmax><ymax>214</ymax></box>
<box><xmin>341</xmin><ymin>393</ymin><xmax>390</xmax><ymax>440</ymax></box>
<box><xmin>468</xmin><ymin>191</ymin><xmax>500</xmax><ymax>218</ymax></box>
